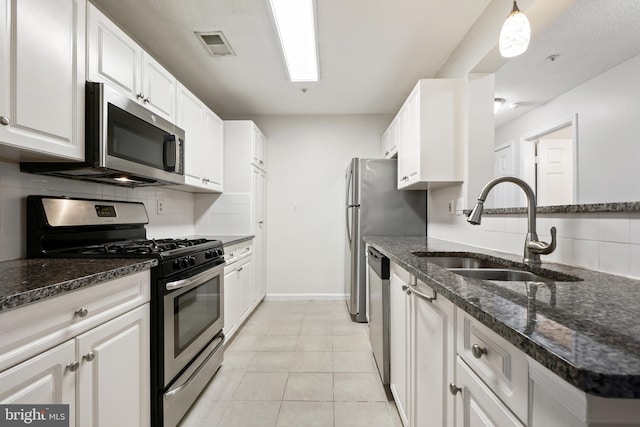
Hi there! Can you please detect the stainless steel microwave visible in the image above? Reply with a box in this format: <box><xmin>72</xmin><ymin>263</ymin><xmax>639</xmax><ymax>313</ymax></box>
<box><xmin>21</xmin><ymin>81</ymin><xmax>185</xmax><ymax>187</ymax></box>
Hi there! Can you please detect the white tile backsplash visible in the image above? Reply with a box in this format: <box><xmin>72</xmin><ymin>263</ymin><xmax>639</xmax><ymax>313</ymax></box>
<box><xmin>599</xmin><ymin>241</ymin><xmax>631</xmax><ymax>277</ymax></box>
<box><xmin>429</xmin><ymin>205</ymin><xmax>640</xmax><ymax>278</ymax></box>
<box><xmin>0</xmin><ymin>161</ymin><xmax>196</xmax><ymax>261</ymax></box>
<box><xmin>598</xmin><ymin>213</ymin><xmax>630</xmax><ymax>243</ymax></box>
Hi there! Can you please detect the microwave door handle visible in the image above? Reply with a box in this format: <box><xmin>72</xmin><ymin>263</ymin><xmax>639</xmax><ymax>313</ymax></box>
<box><xmin>163</xmin><ymin>136</ymin><xmax>177</xmax><ymax>172</ymax></box>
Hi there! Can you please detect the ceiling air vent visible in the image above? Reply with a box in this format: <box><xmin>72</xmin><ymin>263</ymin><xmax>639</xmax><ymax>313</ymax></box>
<box><xmin>195</xmin><ymin>31</ymin><xmax>236</xmax><ymax>56</ymax></box>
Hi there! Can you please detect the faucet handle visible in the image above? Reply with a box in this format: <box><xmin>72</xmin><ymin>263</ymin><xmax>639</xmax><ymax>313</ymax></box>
<box><xmin>527</xmin><ymin>226</ymin><xmax>557</xmax><ymax>255</ymax></box>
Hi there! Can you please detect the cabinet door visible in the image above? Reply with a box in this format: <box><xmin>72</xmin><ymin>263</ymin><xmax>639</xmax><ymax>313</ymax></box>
<box><xmin>389</xmin><ymin>264</ymin><xmax>410</xmax><ymax>426</ymax></box>
<box><xmin>253</xmin><ymin>168</ymin><xmax>267</xmax><ymax>299</ymax></box>
<box><xmin>176</xmin><ymin>83</ymin><xmax>205</xmax><ymax>185</ymax></box>
<box><xmin>141</xmin><ymin>52</ymin><xmax>176</xmax><ymax>122</ymax></box>
<box><xmin>0</xmin><ymin>340</ymin><xmax>76</xmax><ymax>426</ymax></box>
<box><xmin>203</xmin><ymin>108</ymin><xmax>224</xmax><ymax>191</ymax></box>
<box><xmin>76</xmin><ymin>304</ymin><xmax>150</xmax><ymax>427</ymax></box>
<box><xmin>87</xmin><ymin>3</ymin><xmax>141</xmax><ymax>100</ymax></box>
<box><xmin>412</xmin><ymin>283</ymin><xmax>455</xmax><ymax>427</ymax></box>
<box><xmin>0</xmin><ymin>0</ymin><xmax>85</xmax><ymax>161</ymax></box>
<box><xmin>238</xmin><ymin>256</ymin><xmax>255</xmax><ymax>315</ymax></box>
<box><xmin>223</xmin><ymin>264</ymin><xmax>240</xmax><ymax>338</ymax></box>
<box><xmin>252</xmin><ymin>126</ymin><xmax>266</xmax><ymax>170</ymax></box>
<box><xmin>404</xmin><ymin>92</ymin><xmax>420</xmax><ymax>187</ymax></box>
<box><xmin>455</xmin><ymin>357</ymin><xmax>524</xmax><ymax>427</ymax></box>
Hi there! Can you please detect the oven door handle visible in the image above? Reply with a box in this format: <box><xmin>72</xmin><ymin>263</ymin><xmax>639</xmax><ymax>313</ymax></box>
<box><xmin>165</xmin><ymin>262</ymin><xmax>225</xmax><ymax>291</ymax></box>
<box><xmin>164</xmin><ymin>334</ymin><xmax>225</xmax><ymax>399</ymax></box>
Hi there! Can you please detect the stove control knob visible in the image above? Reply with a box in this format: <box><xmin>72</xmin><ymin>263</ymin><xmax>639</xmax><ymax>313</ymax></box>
<box><xmin>173</xmin><ymin>259</ymin><xmax>181</xmax><ymax>270</ymax></box>
<box><xmin>188</xmin><ymin>256</ymin><xmax>196</xmax><ymax>266</ymax></box>
<box><xmin>205</xmin><ymin>250</ymin><xmax>213</xmax><ymax>259</ymax></box>
<box><xmin>179</xmin><ymin>257</ymin><xmax>189</xmax><ymax>269</ymax></box>
<box><xmin>216</xmin><ymin>248</ymin><xmax>223</xmax><ymax>257</ymax></box>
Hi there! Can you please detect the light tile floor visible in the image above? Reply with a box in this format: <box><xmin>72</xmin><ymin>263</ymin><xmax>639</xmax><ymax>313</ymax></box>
<box><xmin>179</xmin><ymin>300</ymin><xmax>403</xmax><ymax>427</ymax></box>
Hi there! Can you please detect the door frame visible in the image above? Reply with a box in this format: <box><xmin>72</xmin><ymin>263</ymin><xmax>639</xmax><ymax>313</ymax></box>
<box><xmin>520</xmin><ymin>114</ymin><xmax>579</xmax><ymax>204</ymax></box>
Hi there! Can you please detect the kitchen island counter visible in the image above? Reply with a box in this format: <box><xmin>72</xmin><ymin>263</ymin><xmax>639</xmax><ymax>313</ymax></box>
<box><xmin>364</xmin><ymin>236</ymin><xmax>640</xmax><ymax>398</ymax></box>
<box><xmin>0</xmin><ymin>258</ymin><xmax>157</xmax><ymax>312</ymax></box>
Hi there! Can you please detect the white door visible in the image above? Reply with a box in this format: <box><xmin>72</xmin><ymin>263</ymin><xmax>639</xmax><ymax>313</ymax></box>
<box><xmin>76</xmin><ymin>305</ymin><xmax>150</xmax><ymax>427</ymax></box>
<box><xmin>223</xmin><ymin>264</ymin><xmax>240</xmax><ymax>338</ymax></box>
<box><xmin>491</xmin><ymin>143</ymin><xmax>517</xmax><ymax>208</ymax></box>
<box><xmin>203</xmin><ymin>109</ymin><xmax>224</xmax><ymax>191</ymax></box>
<box><xmin>537</xmin><ymin>138</ymin><xmax>573</xmax><ymax>206</ymax></box>
<box><xmin>141</xmin><ymin>52</ymin><xmax>176</xmax><ymax>122</ymax></box>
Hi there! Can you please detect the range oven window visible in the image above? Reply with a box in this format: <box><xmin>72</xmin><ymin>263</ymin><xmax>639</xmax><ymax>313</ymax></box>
<box><xmin>173</xmin><ymin>275</ymin><xmax>221</xmax><ymax>356</ymax></box>
<box><xmin>108</xmin><ymin>103</ymin><xmax>169</xmax><ymax>169</ymax></box>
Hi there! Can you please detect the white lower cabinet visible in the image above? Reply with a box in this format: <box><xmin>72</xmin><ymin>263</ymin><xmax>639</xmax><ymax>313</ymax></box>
<box><xmin>0</xmin><ymin>340</ymin><xmax>76</xmax><ymax>423</ymax></box>
<box><xmin>76</xmin><ymin>304</ymin><xmax>150</xmax><ymax>427</ymax></box>
<box><xmin>223</xmin><ymin>241</ymin><xmax>257</xmax><ymax>341</ymax></box>
<box><xmin>389</xmin><ymin>262</ymin><xmax>455</xmax><ymax>427</ymax></box>
<box><xmin>0</xmin><ymin>271</ymin><xmax>150</xmax><ymax>427</ymax></box>
<box><xmin>455</xmin><ymin>356</ymin><xmax>524</xmax><ymax>427</ymax></box>
<box><xmin>389</xmin><ymin>263</ymin><xmax>410</xmax><ymax>426</ymax></box>
<box><xmin>388</xmin><ymin>260</ymin><xmax>640</xmax><ymax>427</ymax></box>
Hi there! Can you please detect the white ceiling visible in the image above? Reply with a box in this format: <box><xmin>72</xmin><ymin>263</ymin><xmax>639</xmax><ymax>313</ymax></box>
<box><xmin>494</xmin><ymin>0</ymin><xmax>640</xmax><ymax>127</ymax></box>
<box><xmin>89</xmin><ymin>0</ymin><xmax>492</xmax><ymax>117</ymax></box>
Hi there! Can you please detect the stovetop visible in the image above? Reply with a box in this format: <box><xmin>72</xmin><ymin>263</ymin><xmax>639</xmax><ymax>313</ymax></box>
<box><xmin>75</xmin><ymin>238</ymin><xmax>216</xmax><ymax>256</ymax></box>
<box><xmin>26</xmin><ymin>196</ymin><xmax>225</xmax><ymax>278</ymax></box>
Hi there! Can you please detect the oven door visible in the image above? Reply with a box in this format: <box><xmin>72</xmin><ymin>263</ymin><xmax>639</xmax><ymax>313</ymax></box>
<box><xmin>163</xmin><ymin>261</ymin><xmax>224</xmax><ymax>385</ymax></box>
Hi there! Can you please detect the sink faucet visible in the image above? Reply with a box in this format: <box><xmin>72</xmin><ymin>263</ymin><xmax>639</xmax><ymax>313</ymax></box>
<box><xmin>467</xmin><ymin>176</ymin><xmax>556</xmax><ymax>265</ymax></box>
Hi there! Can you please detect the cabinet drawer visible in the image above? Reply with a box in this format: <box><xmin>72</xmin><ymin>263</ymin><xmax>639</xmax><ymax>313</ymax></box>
<box><xmin>456</xmin><ymin>310</ymin><xmax>528</xmax><ymax>423</ymax></box>
<box><xmin>224</xmin><ymin>241</ymin><xmax>253</xmax><ymax>265</ymax></box>
<box><xmin>0</xmin><ymin>270</ymin><xmax>150</xmax><ymax>372</ymax></box>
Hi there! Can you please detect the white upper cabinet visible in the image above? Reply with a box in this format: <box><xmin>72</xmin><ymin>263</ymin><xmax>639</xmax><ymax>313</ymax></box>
<box><xmin>0</xmin><ymin>0</ymin><xmax>86</xmax><ymax>161</ymax></box>
<box><xmin>390</xmin><ymin>79</ymin><xmax>464</xmax><ymax>190</ymax></box>
<box><xmin>176</xmin><ymin>83</ymin><xmax>223</xmax><ymax>192</ymax></box>
<box><xmin>88</xmin><ymin>3</ymin><xmax>176</xmax><ymax>122</ymax></box>
<box><xmin>252</xmin><ymin>125</ymin><xmax>267</xmax><ymax>171</ymax></box>
<box><xmin>381</xmin><ymin>120</ymin><xmax>397</xmax><ymax>159</ymax></box>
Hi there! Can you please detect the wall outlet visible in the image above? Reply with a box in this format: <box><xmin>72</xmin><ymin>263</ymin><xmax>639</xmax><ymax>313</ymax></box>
<box><xmin>157</xmin><ymin>200</ymin><xmax>164</xmax><ymax>215</ymax></box>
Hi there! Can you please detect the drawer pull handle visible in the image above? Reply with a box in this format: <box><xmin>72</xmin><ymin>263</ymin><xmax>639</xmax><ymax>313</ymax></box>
<box><xmin>472</xmin><ymin>344</ymin><xmax>488</xmax><ymax>359</ymax></box>
<box><xmin>75</xmin><ymin>307</ymin><xmax>89</xmax><ymax>318</ymax></box>
<box><xmin>449</xmin><ymin>383</ymin><xmax>462</xmax><ymax>395</ymax></box>
<box><xmin>410</xmin><ymin>286</ymin><xmax>437</xmax><ymax>303</ymax></box>
<box><xmin>83</xmin><ymin>351</ymin><xmax>96</xmax><ymax>362</ymax></box>
<box><xmin>66</xmin><ymin>361</ymin><xmax>80</xmax><ymax>372</ymax></box>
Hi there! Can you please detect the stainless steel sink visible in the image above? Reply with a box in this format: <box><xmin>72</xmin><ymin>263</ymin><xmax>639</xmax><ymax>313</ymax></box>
<box><xmin>448</xmin><ymin>268</ymin><xmax>555</xmax><ymax>282</ymax></box>
<box><xmin>425</xmin><ymin>256</ymin><xmax>506</xmax><ymax>269</ymax></box>
<box><xmin>411</xmin><ymin>252</ymin><xmax>582</xmax><ymax>282</ymax></box>
<box><xmin>411</xmin><ymin>253</ymin><xmax>507</xmax><ymax>269</ymax></box>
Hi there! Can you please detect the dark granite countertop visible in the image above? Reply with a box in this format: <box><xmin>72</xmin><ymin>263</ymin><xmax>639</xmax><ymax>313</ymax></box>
<box><xmin>463</xmin><ymin>200</ymin><xmax>640</xmax><ymax>215</ymax></box>
<box><xmin>364</xmin><ymin>236</ymin><xmax>640</xmax><ymax>398</ymax></box>
<box><xmin>188</xmin><ymin>235</ymin><xmax>255</xmax><ymax>247</ymax></box>
<box><xmin>0</xmin><ymin>258</ymin><xmax>157</xmax><ymax>312</ymax></box>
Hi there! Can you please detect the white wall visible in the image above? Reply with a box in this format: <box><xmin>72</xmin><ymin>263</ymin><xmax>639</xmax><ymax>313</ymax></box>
<box><xmin>0</xmin><ymin>161</ymin><xmax>195</xmax><ymax>261</ymax></box>
<box><xmin>250</xmin><ymin>115</ymin><xmax>390</xmax><ymax>298</ymax></box>
<box><xmin>496</xmin><ymin>53</ymin><xmax>640</xmax><ymax>204</ymax></box>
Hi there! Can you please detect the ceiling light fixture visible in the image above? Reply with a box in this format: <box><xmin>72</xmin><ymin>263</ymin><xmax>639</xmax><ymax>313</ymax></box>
<box><xmin>494</xmin><ymin>98</ymin><xmax>506</xmax><ymax>114</ymax></box>
<box><xmin>268</xmin><ymin>0</ymin><xmax>319</xmax><ymax>82</ymax></box>
<box><xmin>499</xmin><ymin>1</ymin><xmax>530</xmax><ymax>58</ymax></box>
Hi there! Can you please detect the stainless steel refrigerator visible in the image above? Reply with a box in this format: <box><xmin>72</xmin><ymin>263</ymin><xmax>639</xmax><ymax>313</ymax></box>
<box><xmin>345</xmin><ymin>158</ymin><xmax>427</xmax><ymax>322</ymax></box>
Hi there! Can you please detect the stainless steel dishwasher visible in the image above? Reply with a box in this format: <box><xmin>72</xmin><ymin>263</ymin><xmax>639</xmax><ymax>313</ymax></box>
<box><xmin>367</xmin><ymin>246</ymin><xmax>390</xmax><ymax>385</ymax></box>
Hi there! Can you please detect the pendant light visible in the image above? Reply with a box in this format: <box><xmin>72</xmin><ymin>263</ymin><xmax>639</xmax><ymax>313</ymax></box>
<box><xmin>499</xmin><ymin>1</ymin><xmax>530</xmax><ymax>58</ymax></box>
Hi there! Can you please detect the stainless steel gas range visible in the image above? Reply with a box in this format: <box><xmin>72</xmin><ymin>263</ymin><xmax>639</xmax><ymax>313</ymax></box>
<box><xmin>26</xmin><ymin>195</ymin><xmax>225</xmax><ymax>427</ymax></box>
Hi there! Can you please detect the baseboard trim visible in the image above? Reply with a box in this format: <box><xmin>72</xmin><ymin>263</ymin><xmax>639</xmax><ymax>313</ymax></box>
<box><xmin>265</xmin><ymin>293</ymin><xmax>346</xmax><ymax>301</ymax></box>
